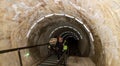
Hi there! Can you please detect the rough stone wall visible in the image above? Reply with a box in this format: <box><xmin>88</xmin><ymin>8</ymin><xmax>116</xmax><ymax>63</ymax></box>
<box><xmin>67</xmin><ymin>56</ymin><xmax>95</xmax><ymax>66</ymax></box>
<box><xmin>0</xmin><ymin>0</ymin><xmax>120</xmax><ymax>66</ymax></box>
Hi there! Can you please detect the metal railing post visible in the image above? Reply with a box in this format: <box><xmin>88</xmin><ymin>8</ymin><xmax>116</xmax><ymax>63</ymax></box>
<box><xmin>0</xmin><ymin>43</ymin><xmax>48</xmax><ymax>66</ymax></box>
<box><xmin>18</xmin><ymin>49</ymin><xmax>23</xmax><ymax>66</ymax></box>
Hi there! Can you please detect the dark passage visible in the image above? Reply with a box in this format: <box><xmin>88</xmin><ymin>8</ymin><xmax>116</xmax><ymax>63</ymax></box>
<box><xmin>27</xmin><ymin>15</ymin><xmax>94</xmax><ymax>66</ymax></box>
<box><xmin>65</xmin><ymin>37</ymin><xmax>80</xmax><ymax>56</ymax></box>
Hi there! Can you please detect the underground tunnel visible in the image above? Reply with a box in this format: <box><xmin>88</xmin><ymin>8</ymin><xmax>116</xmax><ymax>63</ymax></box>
<box><xmin>27</xmin><ymin>15</ymin><xmax>94</xmax><ymax>59</ymax></box>
<box><xmin>0</xmin><ymin>0</ymin><xmax>120</xmax><ymax>66</ymax></box>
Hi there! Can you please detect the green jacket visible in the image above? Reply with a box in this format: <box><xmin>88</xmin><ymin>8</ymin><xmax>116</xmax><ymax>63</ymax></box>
<box><xmin>63</xmin><ymin>45</ymin><xmax>68</xmax><ymax>51</ymax></box>
<box><xmin>63</xmin><ymin>40</ymin><xmax>68</xmax><ymax>51</ymax></box>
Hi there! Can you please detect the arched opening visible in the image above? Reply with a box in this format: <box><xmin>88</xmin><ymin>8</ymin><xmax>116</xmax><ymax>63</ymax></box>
<box><xmin>27</xmin><ymin>14</ymin><xmax>97</xmax><ymax>65</ymax></box>
<box><xmin>50</xmin><ymin>26</ymin><xmax>91</xmax><ymax>57</ymax></box>
<box><xmin>65</xmin><ymin>36</ymin><xmax>80</xmax><ymax>56</ymax></box>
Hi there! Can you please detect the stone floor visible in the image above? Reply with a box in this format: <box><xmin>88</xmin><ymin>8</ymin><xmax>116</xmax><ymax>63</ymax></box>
<box><xmin>67</xmin><ymin>56</ymin><xmax>95</xmax><ymax>66</ymax></box>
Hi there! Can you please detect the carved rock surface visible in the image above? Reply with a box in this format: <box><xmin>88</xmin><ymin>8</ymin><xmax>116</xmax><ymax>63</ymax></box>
<box><xmin>0</xmin><ymin>0</ymin><xmax>120</xmax><ymax>66</ymax></box>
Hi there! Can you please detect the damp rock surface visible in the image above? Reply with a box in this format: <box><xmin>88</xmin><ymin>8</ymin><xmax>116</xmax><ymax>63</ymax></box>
<box><xmin>67</xmin><ymin>56</ymin><xmax>95</xmax><ymax>66</ymax></box>
<box><xmin>0</xmin><ymin>0</ymin><xmax>120</xmax><ymax>66</ymax></box>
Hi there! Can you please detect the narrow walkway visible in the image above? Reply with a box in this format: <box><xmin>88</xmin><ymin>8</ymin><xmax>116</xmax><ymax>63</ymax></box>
<box><xmin>38</xmin><ymin>55</ymin><xmax>59</xmax><ymax>66</ymax></box>
<box><xmin>38</xmin><ymin>55</ymin><xmax>95</xmax><ymax>66</ymax></box>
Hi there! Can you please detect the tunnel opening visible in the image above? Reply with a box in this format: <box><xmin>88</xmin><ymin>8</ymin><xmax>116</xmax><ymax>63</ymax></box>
<box><xmin>50</xmin><ymin>27</ymin><xmax>91</xmax><ymax>57</ymax></box>
<box><xmin>49</xmin><ymin>26</ymin><xmax>90</xmax><ymax>57</ymax></box>
<box><xmin>65</xmin><ymin>36</ymin><xmax>80</xmax><ymax>56</ymax></box>
<box><xmin>27</xmin><ymin>14</ymin><xmax>96</xmax><ymax>65</ymax></box>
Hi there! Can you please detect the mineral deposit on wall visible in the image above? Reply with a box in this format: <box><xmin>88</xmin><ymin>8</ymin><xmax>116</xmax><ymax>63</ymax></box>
<box><xmin>0</xmin><ymin>0</ymin><xmax>120</xmax><ymax>66</ymax></box>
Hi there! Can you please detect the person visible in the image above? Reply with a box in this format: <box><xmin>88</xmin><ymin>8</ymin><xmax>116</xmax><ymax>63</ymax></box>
<box><xmin>63</xmin><ymin>40</ymin><xmax>68</xmax><ymax>53</ymax></box>
<box><xmin>48</xmin><ymin>38</ymin><xmax>57</xmax><ymax>55</ymax></box>
<box><xmin>55</xmin><ymin>36</ymin><xmax>63</xmax><ymax>60</ymax></box>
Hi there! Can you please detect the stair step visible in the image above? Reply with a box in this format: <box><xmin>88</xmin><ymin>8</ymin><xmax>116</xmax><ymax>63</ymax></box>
<box><xmin>44</xmin><ymin>60</ymin><xmax>58</xmax><ymax>63</ymax></box>
<box><xmin>38</xmin><ymin>55</ymin><xmax>59</xmax><ymax>66</ymax></box>
<box><xmin>40</xmin><ymin>63</ymin><xmax>56</xmax><ymax>65</ymax></box>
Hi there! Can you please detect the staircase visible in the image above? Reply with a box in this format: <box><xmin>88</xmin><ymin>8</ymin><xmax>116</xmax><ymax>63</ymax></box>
<box><xmin>38</xmin><ymin>55</ymin><xmax>59</xmax><ymax>66</ymax></box>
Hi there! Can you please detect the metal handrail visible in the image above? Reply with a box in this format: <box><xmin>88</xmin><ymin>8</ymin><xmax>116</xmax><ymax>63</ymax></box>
<box><xmin>0</xmin><ymin>43</ymin><xmax>48</xmax><ymax>54</ymax></box>
<box><xmin>56</xmin><ymin>50</ymin><xmax>68</xmax><ymax>66</ymax></box>
<box><xmin>0</xmin><ymin>43</ymin><xmax>49</xmax><ymax>66</ymax></box>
